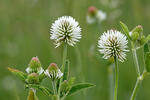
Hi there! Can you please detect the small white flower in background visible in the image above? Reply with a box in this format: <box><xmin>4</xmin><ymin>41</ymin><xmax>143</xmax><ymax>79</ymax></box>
<box><xmin>45</xmin><ymin>63</ymin><xmax>63</xmax><ymax>81</ymax></box>
<box><xmin>98</xmin><ymin>30</ymin><xmax>128</xmax><ymax>62</ymax></box>
<box><xmin>86</xmin><ymin>6</ymin><xmax>106</xmax><ymax>24</ymax></box>
<box><xmin>50</xmin><ymin>16</ymin><xmax>81</xmax><ymax>47</ymax></box>
<box><xmin>96</xmin><ymin>10</ymin><xmax>106</xmax><ymax>22</ymax></box>
<box><xmin>26</xmin><ymin>56</ymin><xmax>44</xmax><ymax>75</ymax></box>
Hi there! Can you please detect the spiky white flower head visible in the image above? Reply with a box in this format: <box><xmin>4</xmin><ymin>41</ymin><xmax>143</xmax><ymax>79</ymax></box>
<box><xmin>50</xmin><ymin>16</ymin><xmax>81</xmax><ymax>47</ymax></box>
<box><xmin>98</xmin><ymin>30</ymin><xmax>128</xmax><ymax>62</ymax></box>
<box><xmin>44</xmin><ymin>63</ymin><xmax>63</xmax><ymax>81</ymax></box>
<box><xmin>26</xmin><ymin>57</ymin><xmax>44</xmax><ymax>75</ymax></box>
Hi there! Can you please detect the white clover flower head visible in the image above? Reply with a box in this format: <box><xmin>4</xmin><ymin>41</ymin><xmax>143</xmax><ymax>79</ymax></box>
<box><xmin>44</xmin><ymin>63</ymin><xmax>63</xmax><ymax>81</ymax></box>
<box><xmin>98</xmin><ymin>30</ymin><xmax>128</xmax><ymax>62</ymax></box>
<box><xmin>50</xmin><ymin>16</ymin><xmax>81</xmax><ymax>47</ymax></box>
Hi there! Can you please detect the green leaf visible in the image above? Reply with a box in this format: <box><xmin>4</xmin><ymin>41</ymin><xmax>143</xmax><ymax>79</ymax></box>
<box><xmin>120</xmin><ymin>21</ymin><xmax>130</xmax><ymax>39</ymax></box>
<box><xmin>26</xmin><ymin>84</ymin><xmax>53</xmax><ymax>96</ymax></box>
<box><xmin>143</xmin><ymin>35</ymin><xmax>150</xmax><ymax>45</ymax></box>
<box><xmin>145</xmin><ymin>52</ymin><xmax>150</xmax><ymax>72</ymax></box>
<box><xmin>63</xmin><ymin>60</ymin><xmax>69</xmax><ymax>81</ymax></box>
<box><xmin>144</xmin><ymin>43</ymin><xmax>149</xmax><ymax>57</ymax></box>
<box><xmin>39</xmin><ymin>73</ymin><xmax>46</xmax><ymax>82</ymax></box>
<box><xmin>60</xmin><ymin>77</ymin><xmax>75</xmax><ymax>98</ymax></box>
<box><xmin>67</xmin><ymin>83</ymin><xmax>95</xmax><ymax>96</ymax></box>
<box><xmin>8</xmin><ymin>67</ymin><xmax>27</xmax><ymax>82</ymax></box>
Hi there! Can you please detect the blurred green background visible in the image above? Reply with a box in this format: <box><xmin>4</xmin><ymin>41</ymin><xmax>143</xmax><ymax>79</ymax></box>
<box><xmin>0</xmin><ymin>0</ymin><xmax>150</xmax><ymax>100</ymax></box>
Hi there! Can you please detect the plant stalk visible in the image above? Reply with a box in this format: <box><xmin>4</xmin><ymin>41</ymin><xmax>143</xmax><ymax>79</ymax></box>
<box><xmin>114</xmin><ymin>57</ymin><xmax>118</xmax><ymax>100</ymax></box>
<box><xmin>132</xmin><ymin>49</ymin><xmax>140</xmax><ymax>76</ymax></box>
<box><xmin>58</xmin><ymin>43</ymin><xmax>68</xmax><ymax>100</ymax></box>
<box><xmin>130</xmin><ymin>77</ymin><xmax>142</xmax><ymax>100</ymax></box>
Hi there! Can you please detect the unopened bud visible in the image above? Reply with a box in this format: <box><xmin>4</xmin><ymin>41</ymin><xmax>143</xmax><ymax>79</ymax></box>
<box><xmin>26</xmin><ymin>73</ymin><xmax>39</xmax><ymax>84</ymax></box>
<box><xmin>132</xmin><ymin>25</ymin><xmax>143</xmax><ymax>36</ymax></box>
<box><xmin>44</xmin><ymin>63</ymin><xmax>63</xmax><ymax>81</ymax></box>
<box><xmin>88</xmin><ymin>6</ymin><xmax>98</xmax><ymax>17</ymax></box>
<box><xmin>26</xmin><ymin>57</ymin><xmax>44</xmax><ymax>74</ymax></box>
<box><xmin>130</xmin><ymin>32</ymin><xmax>139</xmax><ymax>41</ymax></box>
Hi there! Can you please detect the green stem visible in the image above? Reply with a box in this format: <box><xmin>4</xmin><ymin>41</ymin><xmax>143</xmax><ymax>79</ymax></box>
<box><xmin>130</xmin><ymin>77</ymin><xmax>142</xmax><ymax>100</ymax></box>
<box><xmin>114</xmin><ymin>57</ymin><xmax>118</xmax><ymax>100</ymax></box>
<box><xmin>52</xmin><ymin>81</ymin><xmax>57</xmax><ymax>95</ymax></box>
<box><xmin>62</xmin><ymin>43</ymin><xmax>68</xmax><ymax>71</ymax></box>
<box><xmin>130</xmin><ymin>71</ymin><xmax>147</xmax><ymax>100</ymax></box>
<box><xmin>131</xmin><ymin>42</ymin><xmax>140</xmax><ymax>76</ymax></box>
<box><xmin>132</xmin><ymin>49</ymin><xmax>140</xmax><ymax>76</ymax></box>
<box><xmin>58</xmin><ymin>43</ymin><xmax>68</xmax><ymax>100</ymax></box>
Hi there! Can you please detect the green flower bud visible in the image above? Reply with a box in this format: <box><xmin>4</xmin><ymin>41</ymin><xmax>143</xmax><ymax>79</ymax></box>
<box><xmin>26</xmin><ymin>57</ymin><xmax>44</xmax><ymax>74</ymax></box>
<box><xmin>29</xmin><ymin>57</ymin><xmax>41</xmax><ymax>69</ymax></box>
<box><xmin>26</xmin><ymin>73</ymin><xmax>39</xmax><ymax>84</ymax></box>
<box><xmin>131</xmin><ymin>25</ymin><xmax>143</xmax><ymax>36</ymax></box>
<box><xmin>44</xmin><ymin>63</ymin><xmax>63</xmax><ymax>81</ymax></box>
<box><xmin>130</xmin><ymin>32</ymin><xmax>139</xmax><ymax>41</ymax></box>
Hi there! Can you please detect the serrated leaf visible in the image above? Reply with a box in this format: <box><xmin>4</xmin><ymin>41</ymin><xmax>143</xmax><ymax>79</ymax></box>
<box><xmin>144</xmin><ymin>43</ymin><xmax>149</xmax><ymax>57</ymax></box>
<box><xmin>8</xmin><ymin>67</ymin><xmax>27</xmax><ymax>82</ymax></box>
<box><xmin>26</xmin><ymin>84</ymin><xmax>53</xmax><ymax>96</ymax></box>
<box><xmin>63</xmin><ymin>60</ymin><xmax>69</xmax><ymax>81</ymax></box>
<box><xmin>67</xmin><ymin>83</ymin><xmax>95</xmax><ymax>96</ymax></box>
<box><xmin>120</xmin><ymin>21</ymin><xmax>130</xmax><ymax>39</ymax></box>
<box><xmin>145</xmin><ymin>52</ymin><xmax>150</xmax><ymax>72</ymax></box>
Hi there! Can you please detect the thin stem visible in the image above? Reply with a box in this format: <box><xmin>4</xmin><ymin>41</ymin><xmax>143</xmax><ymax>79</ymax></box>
<box><xmin>114</xmin><ymin>57</ymin><xmax>118</xmax><ymax>100</ymax></box>
<box><xmin>62</xmin><ymin>43</ymin><xmax>68</xmax><ymax>71</ymax></box>
<box><xmin>132</xmin><ymin>49</ymin><xmax>141</xmax><ymax>76</ymax></box>
<box><xmin>130</xmin><ymin>77</ymin><xmax>142</xmax><ymax>100</ymax></box>
<box><xmin>58</xmin><ymin>43</ymin><xmax>68</xmax><ymax>99</ymax></box>
<box><xmin>131</xmin><ymin>42</ymin><xmax>140</xmax><ymax>76</ymax></box>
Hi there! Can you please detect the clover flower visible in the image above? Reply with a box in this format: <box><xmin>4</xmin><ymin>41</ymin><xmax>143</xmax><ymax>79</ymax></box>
<box><xmin>98</xmin><ymin>30</ymin><xmax>128</xmax><ymax>62</ymax></box>
<box><xmin>26</xmin><ymin>57</ymin><xmax>44</xmax><ymax>75</ymax></box>
<box><xmin>44</xmin><ymin>63</ymin><xmax>63</xmax><ymax>81</ymax></box>
<box><xmin>50</xmin><ymin>16</ymin><xmax>81</xmax><ymax>47</ymax></box>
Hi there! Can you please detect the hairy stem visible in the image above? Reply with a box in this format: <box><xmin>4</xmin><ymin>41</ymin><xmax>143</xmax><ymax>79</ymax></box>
<box><xmin>114</xmin><ymin>57</ymin><xmax>118</xmax><ymax>100</ymax></box>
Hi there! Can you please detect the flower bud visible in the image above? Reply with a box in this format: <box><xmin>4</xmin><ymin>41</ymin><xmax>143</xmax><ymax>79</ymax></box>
<box><xmin>132</xmin><ymin>25</ymin><xmax>143</xmax><ymax>35</ymax></box>
<box><xmin>44</xmin><ymin>63</ymin><xmax>63</xmax><ymax>81</ymax></box>
<box><xmin>26</xmin><ymin>73</ymin><xmax>39</xmax><ymax>84</ymax></box>
<box><xmin>26</xmin><ymin>57</ymin><xmax>44</xmax><ymax>75</ymax></box>
<box><xmin>88</xmin><ymin>6</ymin><xmax>98</xmax><ymax>17</ymax></box>
<box><xmin>130</xmin><ymin>32</ymin><xmax>139</xmax><ymax>41</ymax></box>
